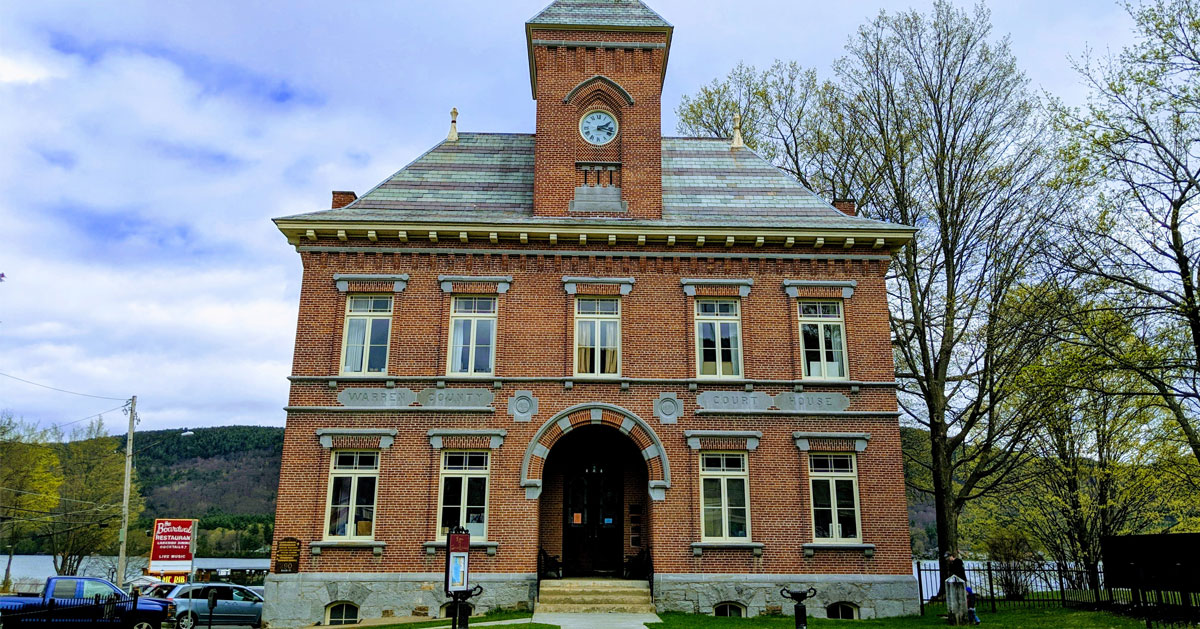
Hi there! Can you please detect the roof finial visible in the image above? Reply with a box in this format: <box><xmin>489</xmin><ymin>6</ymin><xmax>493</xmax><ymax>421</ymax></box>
<box><xmin>731</xmin><ymin>112</ymin><xmax>745</xmax><ymax>149</ymax></box>
<box><xmin>448</xmin><ymin>107</ymin><xmax>459</xmax><ymax>142</ymax></box>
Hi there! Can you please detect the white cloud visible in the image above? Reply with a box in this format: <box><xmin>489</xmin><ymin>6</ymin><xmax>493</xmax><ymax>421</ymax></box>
<box><xmin>0</xmin><ymin>0</ymin><xmax>1137</xmax><ymax>434</ymax></box>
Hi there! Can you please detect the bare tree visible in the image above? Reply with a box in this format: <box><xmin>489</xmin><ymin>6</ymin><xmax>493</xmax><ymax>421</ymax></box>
<box><xmin>675</xmin><ymin>2</ymin><xmax>1071</xmax><ymax>567</ymax></box>
<box><xmin>837</xmin><ymin>2</ymin><xmax>1071</xmax><ymax>568</ymax></box>
<box><xmin>1052</xmin><ymin>0</ymin><xmax>1200</xmax><ymax>466</ymax></box>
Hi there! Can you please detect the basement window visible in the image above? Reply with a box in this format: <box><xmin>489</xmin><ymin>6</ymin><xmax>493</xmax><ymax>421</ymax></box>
<box><xmin>326</xmin><ymin>601</ymin><xmax>359</xmax><ymax>625</ymax></box>
<box><xmin>714</xmin><ymin>602</ymin><xmax>746</xmax><ymax>617</ymax></box>
<box><xmin>827</xmin><ymin>601</ymin><xmax>859</xmax><ymax>619</ymax></box>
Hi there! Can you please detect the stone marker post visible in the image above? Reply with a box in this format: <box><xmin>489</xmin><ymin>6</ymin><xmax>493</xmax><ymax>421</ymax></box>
<box><xmin>945</xmin><ymin>575</ymin><xmax>968</xmax><ymax>625</ymax></box>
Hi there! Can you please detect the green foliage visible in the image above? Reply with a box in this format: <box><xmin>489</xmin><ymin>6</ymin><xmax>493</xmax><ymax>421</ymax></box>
<box><xmin>44</xmin><ymin>418</ymin><xmax>142</xmax><ymax>576</ymax></box>
<box><xmin>1050</xmin><ymin>0</ymin><xmax>1200</xmax><ymax>467</ymax></box>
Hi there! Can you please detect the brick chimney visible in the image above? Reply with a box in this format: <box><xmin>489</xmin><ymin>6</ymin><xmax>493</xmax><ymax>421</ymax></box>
<box><xmin>832</xmin><ymin>198</ymin><xmax>856</xmax><ymax>216</ymax></box>
<box><xmin>332</xmin><ymin>191</ymin><xmax>357</xmax><ymax>209</ymax></box>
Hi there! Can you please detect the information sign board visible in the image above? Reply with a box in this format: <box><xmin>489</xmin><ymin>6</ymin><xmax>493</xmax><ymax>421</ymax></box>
<box><xmin>275</xmin><ymin>537</ymin><xmax>301</xmax><ymax>574</ymax></box>
<box><xmin>445</xmin><ymin>531</ymin><xmax>471</xmax><ymax>594</ymax></box>
<box><xmin>149</xmin><ymin>518</ymin><xmax>196</xmax><ymax>574</ymax></box>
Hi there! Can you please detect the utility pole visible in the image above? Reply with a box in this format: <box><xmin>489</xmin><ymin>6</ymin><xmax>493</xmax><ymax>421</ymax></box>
<box><xmin>116</xmin><ymin>395</ymin><xmax>135</xmax><ymax>590</ymax></box>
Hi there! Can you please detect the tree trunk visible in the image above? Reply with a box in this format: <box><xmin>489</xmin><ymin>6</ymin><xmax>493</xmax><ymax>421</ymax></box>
<box><xmin>931</xmin><ymin>419</ymin><xmax>958</xmax><ymax>595</ymax></box>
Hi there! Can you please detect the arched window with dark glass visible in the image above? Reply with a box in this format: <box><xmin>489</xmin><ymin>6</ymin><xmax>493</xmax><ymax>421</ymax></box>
<box><xmin>826</xmin><ymin>601</ymin><xmax>859</xmax><ymax>619</ymax></box>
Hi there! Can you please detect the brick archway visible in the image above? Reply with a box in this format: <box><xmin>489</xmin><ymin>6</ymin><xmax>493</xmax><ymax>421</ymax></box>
<box><xmin>520</xmin><ymin>402</ymin><xmax>670</xmax><ymax>500</ymax></box>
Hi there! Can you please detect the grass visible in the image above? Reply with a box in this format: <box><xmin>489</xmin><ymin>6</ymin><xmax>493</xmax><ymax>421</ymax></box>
<box><xmin>647</xmin><ymin>606</ymin><xmax>1147</xmax><ymax>628</ymax></box>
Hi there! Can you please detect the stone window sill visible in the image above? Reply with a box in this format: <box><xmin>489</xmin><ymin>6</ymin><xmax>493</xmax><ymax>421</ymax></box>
<box><xmin>423</xmin><ymin>540</ymin><xmax>499</xmax><ymax>556</ymax></box>
<box><xmin>691</xmin><ymin>541</ymin><xmax>764</xmax><ymax>556</ymax></box>
<box><xmin>310</xmin><ymin>540</ymin><xmax>386</xmax><ymax>556</ymax></box>
<box><xmin>802</xmin><ymin>543</ymin><xmax>875</xmax><ymax>557</ymax></box>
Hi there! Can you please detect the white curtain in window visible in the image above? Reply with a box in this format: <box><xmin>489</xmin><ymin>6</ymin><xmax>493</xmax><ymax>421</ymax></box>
<box><xmin>344</xmin><ymin>319</ymin><xmax>367</xmax><ymax>372</ymax></box>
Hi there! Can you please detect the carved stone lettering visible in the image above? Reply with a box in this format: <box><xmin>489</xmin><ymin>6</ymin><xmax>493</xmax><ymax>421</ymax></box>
<box><xmin>418</xmin><ymin>388</ymin><xmax>494</xmax><ymax>408</ymax></box>
<box><xmin>774</xmin><ymin>392</ymin><xmax>850</xmax><ymax>413</ymax></box>
<box><xmin>696</xmin><ymin>391</ymin><xmax>772</xmax><ymax>411</ymax></box>
<box><xmin>337</xmin><ymin>387</ymin><xmax>416</xmax><ymax>407</ymax></box>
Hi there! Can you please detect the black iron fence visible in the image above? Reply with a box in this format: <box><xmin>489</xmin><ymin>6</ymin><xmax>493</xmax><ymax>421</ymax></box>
<box><xmin>915</xmin><ymin>561</ymin><xmax>1200</xmax><ymax>627</ymax></box>
<box><xmin>0</xmin><ymin>590</ymin><xmax>151</xmax><ymax>627</ymax></box>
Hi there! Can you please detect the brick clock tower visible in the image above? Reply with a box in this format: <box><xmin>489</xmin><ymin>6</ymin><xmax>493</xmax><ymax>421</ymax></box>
<box><xmin>526</xmin><ymin>0</ymin><xmax>671</xmax><ymax>218</ymax></box>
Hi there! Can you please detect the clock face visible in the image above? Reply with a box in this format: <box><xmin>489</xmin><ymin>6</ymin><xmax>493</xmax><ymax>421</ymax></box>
<box><xmin>580</xmin><ymin>110</ymin><xmax>618</xmax><ymax>146</ymax></box>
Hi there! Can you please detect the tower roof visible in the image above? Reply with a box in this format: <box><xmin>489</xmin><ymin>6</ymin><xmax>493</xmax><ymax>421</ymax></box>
<box><xmin>527</xmin><ymin>0</ymin><xmax>672</xmax><ymax>29</ymax></box>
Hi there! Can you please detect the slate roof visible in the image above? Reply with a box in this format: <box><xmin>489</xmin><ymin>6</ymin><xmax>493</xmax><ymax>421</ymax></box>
<box><xmin>277</xmin><ymin>133</ymin><xmax>909</xmax><ymax>233</ymax></box>
<box><xmin>527</xmin><ymin>0</ymin><xmax>672</xmax><ymax>29</ymax></box>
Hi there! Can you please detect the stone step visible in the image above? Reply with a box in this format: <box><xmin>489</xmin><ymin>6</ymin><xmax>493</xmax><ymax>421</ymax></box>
<box><xmin>535</xmin><ymin>602</ymin><xmax>659</xmax><ymax>614</ymax></box>
<box><xmin>537</xmin><ymin>592</ymin><xmax>653</xmax><ymax>604</ymax></box>
<box><xmin>539</xmin><ymin>579</ymin><xmax>650</xmax><ymax>592</ymax></box>
<box><xmin>539</xmin><ymin>585</ymin><xmax>651</xmax><ymax>596</ymax></box>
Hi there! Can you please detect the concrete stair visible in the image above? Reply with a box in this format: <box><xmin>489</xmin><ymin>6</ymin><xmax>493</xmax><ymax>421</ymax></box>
<box><xmin>537</xmin><ymin>578</ymin><xmax>656</xmax><ymax>614</ymax></box>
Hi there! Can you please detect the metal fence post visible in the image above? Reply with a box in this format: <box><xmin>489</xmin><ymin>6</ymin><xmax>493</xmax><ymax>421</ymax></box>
<box><xmin>987</xmin><ymin>561</ymin><xmax>996</xmax><ymax>613</ymax></box>
<box><xmin>916</xmin><ymin>562</ymin><xmax>924</xmax><ymax>616</ymax></box>
<box><xmin>1057</xmin><ymin>565</ymin><xmax>1066</xmax><ymax>609</ymax></box>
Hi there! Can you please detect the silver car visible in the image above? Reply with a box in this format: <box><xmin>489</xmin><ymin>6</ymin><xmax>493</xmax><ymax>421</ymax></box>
<box><xmin>146</xmin><ymin>583</ymin><xmax>262</xmax><ymax>629</ymax></box>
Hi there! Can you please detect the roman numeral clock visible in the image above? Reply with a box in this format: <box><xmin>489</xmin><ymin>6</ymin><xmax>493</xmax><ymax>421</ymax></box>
<box><xmin>580</xmin><ymin>110</ymin><xmax>617</xmax><ymax>145</ymax></box>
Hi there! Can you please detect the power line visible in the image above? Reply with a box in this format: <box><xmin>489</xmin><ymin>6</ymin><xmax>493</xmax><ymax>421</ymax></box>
<box><xmin>0</xmin><ymin>486</ymin><xmax>112</xmax><ymax>506</ymax></box>
<box><xmin>0</xmin><ymin>371</ymin><xmax>128</xmax><ymax>401</ymax></box>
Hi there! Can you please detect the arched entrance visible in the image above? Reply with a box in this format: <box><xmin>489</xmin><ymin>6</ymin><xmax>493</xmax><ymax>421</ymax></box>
<box><xmin>521</xmin><ymin>403</ymin><xmax>670</xmax><ymax>577</ymax></box>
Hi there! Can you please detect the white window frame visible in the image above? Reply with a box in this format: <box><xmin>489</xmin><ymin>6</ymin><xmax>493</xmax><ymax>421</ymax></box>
<box><xmin>694</xmin><ymin>299</ymin><xmax>743</xmax><ymax>379</ymax></box>
<box><xmin>798</xmin><ymin>300</ymin><xmax>848</xmax><ymax>380</ymax></box>
<box><xmin>809</xmin><ymin>453</ymin><xmax>862</xmax><ymax>543</ymax></box>
<box><xmin>573</xmin><ymin>297</ymin><xmax>621</xmax><ymax>377</ymax></box>
<box><xmin>324</xmin><ymin>450</ymin><xmax>380</xmax><ymax>541</ymax></box>
<box><xmin>436</xmin><ymin>450</ymin><xmax>491</xmax><ymax>539</ymax></box>
<box><xmin>340</xmin><ymin>294</ymin><xmax>393</xmax><ymax>375</ymax></box>
<box><xmin>447</xmin><ymin>296</ymin><xmax>497</xmax><ymax>377</ymax></box>
<box><xmin>325</xmin><ymin>602</ymin><xmax>359</xmax><ymax>626</ymax></box>
<box><xmin>699</xmin><ymin>451</ymin><xmax>751</xmax><ymax>542</ymax></box>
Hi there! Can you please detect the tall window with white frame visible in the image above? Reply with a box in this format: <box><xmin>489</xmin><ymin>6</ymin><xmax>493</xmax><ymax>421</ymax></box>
<box><xmin>575</xmin><ymin>297</ymin><xmax>620</xmax><ymax>376</ymax></box>
<box><xmin>798</xmin><ymin>300</ymin><xmax>847</xmax><ymax>379</ymax></box>
<box><xmin>448</xmin><ymin>297</ymin><xmax>496</xmax><ymax>376</ymax></box>
<box><xmin>695</xmin><ymin>299</ymin><xmax>742</xmax><ymax>378</ymax></box>
<box><xmin>809</xmin><ymin>453</ymin><xmax>861</xmax><ymax>543</ymax></box>
<box><xmin>325</xmin><ymin>451</ymin><xmax>379</xmax><ymax>540</ymax></box>
<box><xmin>342</xmin><ymin>295</ymin><xmax>392</xmax><ymax>374</ymax></box>
<box><xmin>438</xmin><ymin>451</ymin><xmax>489</xmax><ymax>538</ymax></box>
<box><xmin>699</xmin><ymin>452</ymin><xmax>749</xmax><ymax>541</ymax></box>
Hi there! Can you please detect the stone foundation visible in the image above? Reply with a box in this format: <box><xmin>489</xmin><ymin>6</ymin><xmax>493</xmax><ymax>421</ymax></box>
<box><xmin>653</xmin><ymin>573</ymin><xmax>919</xmax><ymax>619</ymax></box>
<box><xmin>262</xmin><ymin>572</ymin><xmax>536</xmax><ymax>628</ymax></box>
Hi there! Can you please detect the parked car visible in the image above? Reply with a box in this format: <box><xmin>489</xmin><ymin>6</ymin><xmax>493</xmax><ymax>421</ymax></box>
<box><xmin>0</xmin><ymin>576</ymin><xmax>176</xmax><ymax>628</ymax></box>
<box><xmin>146</xmin><ymin>583</ymin><xmax>262</xmax><ymax>629</ymax></box>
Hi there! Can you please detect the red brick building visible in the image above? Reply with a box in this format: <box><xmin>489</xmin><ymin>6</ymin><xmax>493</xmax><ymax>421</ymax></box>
<box><xmin>264</xmin><ymin>1</ymin><xmax>917</xmax><ymax>626</ymax></box>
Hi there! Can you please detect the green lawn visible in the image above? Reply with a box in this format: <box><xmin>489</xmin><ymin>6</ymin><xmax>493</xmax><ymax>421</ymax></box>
<box><xmin>647</xmin><ymin>607</ymin><xmax>1146</xmax><ymax>628</ymax></box>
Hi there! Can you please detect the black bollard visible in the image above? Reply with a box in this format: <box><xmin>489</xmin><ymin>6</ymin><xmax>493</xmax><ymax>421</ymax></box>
<box><xmin>794</xmin><ymin>603</ymin><xmax>808</xmax><ymax>629</ymax></box>
<box><xmin>781</xmin><ymin>587</ymin><xmax>817</xmax><ymax>629</ymax></box>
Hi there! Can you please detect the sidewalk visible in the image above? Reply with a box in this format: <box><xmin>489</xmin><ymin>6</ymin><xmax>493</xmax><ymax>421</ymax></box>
<box><xmin>531</xmin><ymin>612</ymin><xmax>661</xmax><ymax>629</ymax></box>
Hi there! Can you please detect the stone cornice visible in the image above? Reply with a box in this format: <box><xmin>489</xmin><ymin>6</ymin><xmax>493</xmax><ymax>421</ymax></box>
<box><xmin>274</xmin><ymin>219</ymin><xmax>914</xmax><ymax>252</ymax></box>
<box><xmin>783</xmin><ymin>279</ymin><xmax>857</xmax><ymax>299</ymax></box>
<box><xmin>332</xmin><ymin>273</ymin><xmax>409</xmax><ymax>292</ymax></box>
<box><xmin>562</xmin><ymin>276</ymin><xmax>636</xmax><ymax>295</ymax></box>
<box><xmin>680</xmin><ymin>277</ymin><xmax>753</xmax><ymax>297</ymax></box>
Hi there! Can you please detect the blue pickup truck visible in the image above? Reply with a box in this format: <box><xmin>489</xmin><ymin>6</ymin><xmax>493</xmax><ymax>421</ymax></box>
<box><xmin>0</xmin><ymin>576</ymin><xmax>176</xmax><ymax>628</ymax></box>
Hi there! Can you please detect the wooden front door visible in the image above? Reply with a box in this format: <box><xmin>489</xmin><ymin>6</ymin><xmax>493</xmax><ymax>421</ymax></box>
<box><xmin>563</xmin><ymin>458</ymin><xmax>623</xmax><ymax>576</ymax></box>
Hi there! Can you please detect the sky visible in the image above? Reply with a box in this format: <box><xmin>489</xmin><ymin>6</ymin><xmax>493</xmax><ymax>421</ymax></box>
<box><xmin>0</xmin><ymin>0</ymin><xmax>1138</xmax><ymax>436</ymax></box>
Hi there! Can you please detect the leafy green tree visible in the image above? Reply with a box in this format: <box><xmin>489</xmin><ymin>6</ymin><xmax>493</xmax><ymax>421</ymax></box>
<box><xmin>43</xmin><ymin>418</ymin><xmax>143</xmax><ymax>575</ymax></box>
<box><xmin>1006</xmin><ymin>316</ymin><xmax>1170</xmax><ymax>592</ymax></box>
<box><xmin>1052</xmin><ymin>0</ymin><xmax>1200</xmax><ymax>467</ymax></box>
<box><xmin>0</xmin><ymin>412</ymin><xmax>61</xmax><ymax>589</ymax></box>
